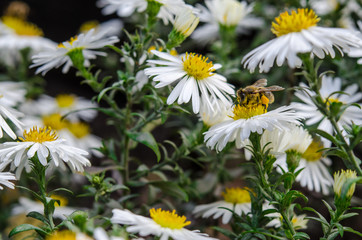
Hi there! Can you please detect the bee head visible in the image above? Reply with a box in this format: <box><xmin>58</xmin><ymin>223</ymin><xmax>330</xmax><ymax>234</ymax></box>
<box><xmin>237</xmin><ymin>89</ymin><xmax>246</xmax><ymax>103</ymax></box>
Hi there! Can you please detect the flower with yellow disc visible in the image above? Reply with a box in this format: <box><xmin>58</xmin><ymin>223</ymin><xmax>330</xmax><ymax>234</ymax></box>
<box><xmin>193</xmin><ymin>187</ymin><xmax>252</xmax><ymax>224</ymax></box>
<box><xmin>0</xmin><ymin>126</ymin><xmax>90</xmax><ymax>178</ymax></box>
<box><xmin>111</xmin><ymin>208</ymin><xmax>217</xmax><ymax>240</ymax></box>
<box><xmin>144</xmin><ymin>50</ymin><xmax>234</xmax><ymax>114</ymax></box>
<box><xmin>242</xmin><ymin>8</ymin><xmax>362</xmax><ymax>73</ymax></box>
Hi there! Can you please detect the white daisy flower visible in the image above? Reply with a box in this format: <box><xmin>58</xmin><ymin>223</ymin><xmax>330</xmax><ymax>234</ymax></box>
<box><xmin>144</xmin><ymin>50</ymin><xmax>234</xmax><ymax>114</ymax></box>
<box><xmin>79</xmin><ymin>19</ymin><xmax>123</xmax><ymax>37</ymax></box>
<box><xmin>193</xmin><ymin>187</ymin><xmax>252</xmax><ymax>224</ymax></box>
<box><xmin>293</xmin><ymin>75</ymin><xmax>362</xmax><ymax>138</ymax></box>
<box><xmin>0</xmin><ymin>16</ymin><xmax>56</xmax><ymax>66</ymax></box>
<box><xmin>333</xmin><ymin>169</ymin><xmax>357</xmax><ymax>199</ymax></box>
<box><xmin>0</xmin><ymin>171</ymin><xmax>16</xmax><ymax>190</ymax></box>
<box><xmin>31</xmin><ymin>28</ymin><xmax>119</xmax><ymax>75</ymax></box>
<box><xmin>192</xmin><ymin>0</ymin><xmax>263</xmax><ymax>45</ymax></box>
<box><xmin>261</xmin><ymin>125</ymin><xmax>334</xmax><ymax>195</ymax></box>
<box><xmin>97</xmin><ymin>0</ymin><xmax>194</xmax><ymax>25</ymax></box>
<box><xmin>111</xmin><ymin>208</ymin><xmax>217</xmax><ymax>240</ymax></box>
<box><xmin>242</xmin><ymin>8</ymin><xmax>362</xmax><ymax>73</ymax></box>
<box><xmin>21</xmin><ymin>94</ymin><xmax>98</xmax><ymax>122</ymax></box>
<box><xmin>0</xmin><ymin>81</ymin><xmax>26</xmax><ymax>108</ymax></box>
<box><xmin>0</xmin><ymin>96</ymin><xmax>23</xmax><ymax>140</ymax></box>
<box><xmin>0</xmin><ymin>126</ymin><xmax>91</xmax><ymax>178</ymax></box>
<box><xmin>204</xmin><ymin>103</ymin><xmax>303</xmax><ymax>152</ymax></box>
<box><xmin>12</xmin><ymin>196</ymin><xmax>78</xmax><ymax>220</ymax></box>
<box><xmin>266</xmin><ymin>213</ymin><xmax>308</xmax><ymax>230</ymax></box>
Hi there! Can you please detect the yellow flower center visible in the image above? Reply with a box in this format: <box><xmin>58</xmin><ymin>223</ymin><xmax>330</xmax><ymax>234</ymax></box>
<box><xmin>20</xmin><ymin>126</ymin><xmax>58</xmax><ymax>143</ymax></box>
<box><xmin>42</xmin><ymin>113</ymin><xmax>68</xmax><ymax>130</ymax></box>
<box><xmin>149</xmin><ymin>208</ymin><xmax>191</xmax><ymax>229</ymax></box>
<box><xmin>56</xmin><ymin>94</ymin><xmax>75</xmax><ymax>108</ymax></box>
<box><xmin>301</xmin><ymin>140</ymin><xmax>323</xmax><ymax>162</ymax></box>
<box><xmin>79</xmin><ymin>20</ymin><xmax>99</xmax><ymax>33</ymax></box>
<box><xmin>222</xmin><ymin>187</ymin><xmax>251</xmax><ymax>204</ymax></box>
<box><xmin>51</xmin><ymin>194</ymin><xmax>68</xmax><ymax>207</ymax></box>
<box><xmin>182</xmin><ymin>52</ymin><xmax>215</xmax><ymax>80</ymax></box>
<box><xmin>46</xmin><ymin>230</ymin><xmax>76</xmax><ymax>240</ymax></box>
<box><xmin>1</xmin><ymin>16</ymin><xmax>43</xmax><ymax>36</ymax></box>
<box><xmin>57</xmin><ymin>36</ymin><xmax>78</xmax><ymax>48</ymax></box>
<box><xmin>68</xmin><ymin>122</ymin><xmax>90</xmax><ymax>138</ymax></box>
<box><xmin>232</xmin><ymin>102</ymin><xmax>267</xmax><ymax>120</ymax></box>
<box><xmin>271</xmin><ymin>8</ymin><xmax>320</xmax><ymax>37</ymax></box>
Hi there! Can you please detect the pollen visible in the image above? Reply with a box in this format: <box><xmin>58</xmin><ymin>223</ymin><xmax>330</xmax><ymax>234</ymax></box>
<box><xmin>42</xmin><ymin>113</ymin><xmax>68</xmax><ymax>130</ymax></box>
<box><xmin>150</xmin><ymin>208</ymin><xmax>191</xmax><ymax>229</ymax></box>
<box><xmin>1</xmin><ymin>16</ymin><xmax>43</xmax><ymax>36</ymax></box>
<box><xmin>222</xmin><ymin>187</ymin><xmax>251</xmax><ymax>204</ymax></box>
<box><xmin>68</xmin><ymin>122</ymin><xmax>90</xmax><ymax>138</ymax></box>
<box><xmin>58</xmin><ymin>36</ymin><xmax>78</xmax><ymax>48</ymax></box>
<box><xmin>79</xmin><ymin>20</ymin><xmax>99</xmax><ymax>33</ymax></box>
<box><xmin>232</xmin><ymin>103</ymin><xmax>267</xmax><ymax>120</ymax></box>
<box><xmin>20</xmin><ymin>126</ymin><xmax>58</xmax><ymax>143</ymax></box>
<box><xmin>301</xmin><ymin>140</ymin><xmax>323</xmax><ymax>162</ymax></box>
<box><xmin>182</xmin><ymin>52</ymin><xmax>215</xmax><ymax>80</ymax></box>
<box><xmin>45</xmin><ymin>230</ymin><xmax>76</xmax><ymax>240</ymax></box>
<box><xmin>271</xmin><ymin>8</ymin><xmax>320</xmax><ymax>37</ymax></box>
<box><xmin>56</xmin><ymin>94</ymin><xmax>75</xmax><ymax>108</ymax></box>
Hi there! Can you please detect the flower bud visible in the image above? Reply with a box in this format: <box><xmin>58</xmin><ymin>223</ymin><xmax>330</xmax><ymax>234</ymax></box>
<box><xmin>334</xmin><ymin>169</ymin><xmax>357</xmax><ymax>211</ymax></box>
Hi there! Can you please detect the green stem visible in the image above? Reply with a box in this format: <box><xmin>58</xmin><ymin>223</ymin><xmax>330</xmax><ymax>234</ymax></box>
<box><xmin>30</xmin><ymin>157</ymin><xmax>56</xmax><ymax>231</ymax></box>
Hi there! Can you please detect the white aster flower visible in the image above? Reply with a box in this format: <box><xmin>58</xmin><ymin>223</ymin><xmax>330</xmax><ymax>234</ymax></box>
<box><xmin>111</xmin><ymin>208</ymin><xmax>217</xmax><ymax>240</ymax></box>
<box><xmin>268</xmin><ymin>126</ymin><xmax>334</xmax><ymax>195</ymax></box>
<box><xmin>0</xmin><ymin>170</ymin><xmax>16</xmax><ymax>190</ymax></box>
<box><xmin>193</xmin><ymin>187</ymin><xmax>251</xmax><ymax>224</ymax></box>
<box><xmin>144</xmin><ymin>50</ymin><xmax>234</xmax><ymax>114</ymax></box>
<box><xmin>266</xmin><ymin>213</ymin><xmax>308</xmax><ymax>230</ymax></box>
<box><xmin>12</xmin><ymin>196</ymin><xmax>78</xmax><ymax>220</ymax></box>
<box><xmin>293</xmin><ymin>75</ymin><xmax>362</xmax><ymax>138</ymax></box>
<box><xmin>79</xmin><ymin>19</ymin><xmax>123</xmax><ymax>37</ymax></box>
<box><xmin>0</xmin><ymin>16</ymin><xmax>56</xmax><ymax>66</ymax></box>
<box><xmin>21</xmin><ymin>94</ymin><xmax>98</xmax><ymax>122</ymax></box>
<box><xmin>31</xmin><ymin>28</ymin><xmax>119</xmax><ymax>75</ymax></box>
<box><xmin>204</xmin><ymin>103</ymin><xmax>303</xmax><ymax>152</ymax></box>
<box><xmin>97</xmin><ymin>0</ymin><xmax>194</xmax><ymax>25</ymax></box>
<box><xmin>0</xmin><ymin>126</ymin><xmax>91</xmax><ymax>178</ymax></box>
<box><xmin>171</xmin><ymin>9</ymin><xmax>199</xmax><ymax>38</ymax></box>
<box><xmin>242</xmin><ymin>8</ymin><xmax>362</xmax><ymax>73</ymax></box>
<box><xmin>192</xmin><ymin>0</ymin><xmax>263</xmax><ymax>44</ymax></box>
<box><xmin>0</xmin><ymin>81</ymin><xmax>26</xmax><ymax>107</ymax></box>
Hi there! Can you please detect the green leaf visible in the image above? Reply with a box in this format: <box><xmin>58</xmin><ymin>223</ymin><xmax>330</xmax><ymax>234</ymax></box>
<box><xmin>149</xmin><ymin>181</ymin><xmax>188</xmax><ymax>202</ymax></box>
<box><xmin>212</xmin><ymin>226</ymin><xmax>236</xmax><ymax>238</ymax></box>
<box><xmin>26</xmin><ymin>211</ymin><xmax>49</xmax><ymax>225</ymax></box>
<box><xmin>126</xmin><ymin>131</ymin><xmax>161</xmax><ymax>162</ymax></box>
<box><xmin>344</xmin><ymin>227</ymin><xmax>362</xmax><ymax>237</ymax></box>
<box><xmin>336</xmin><ymin>223</ymin><xmax>344</xmax><ymax>237</ymax></box>
<box><xmin>326</xmin><ymin>230</ymin><xmax>339</xmax><ymax>240</ymax></box>
<box><xmin>338</xmin><ymin>212</ymin><xmax>358</xmax><ymax>221</ymax></box>
<box><xmin>293</xmin><ymin>232</ymin><xmax>310</xmax><ymax>240</ymax></box>
<box><xmin>8</xmin><ymin>224</ymin><xmax>48</xmax><ymax>237</ymax></box>
<box><xmin>313</xmin><ymin>129</ymin><xmax>339</xmax><ymax>146</ymax></box>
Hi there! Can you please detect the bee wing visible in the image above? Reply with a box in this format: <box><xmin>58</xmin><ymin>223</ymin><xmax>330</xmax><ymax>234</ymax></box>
<box><xmin>264</xmin><ymin>86</ymin><xmax>285</xmax><ymax>91</ymax></box>
<box><xmin>253</xmin><ymin>86</ymin><xmax>284</xmax><ymax>93</ymax></box>
<box><xmin>252</xmin><ymin>79</ymin><xmax>267</xmax><ymax>87</ymax></box>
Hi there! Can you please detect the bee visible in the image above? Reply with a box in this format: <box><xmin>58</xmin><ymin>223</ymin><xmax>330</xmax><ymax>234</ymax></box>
<box><xmin>236</xmin><ymin>79</ymin><xmax>284</xmax><ymax>107</ymax></box>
